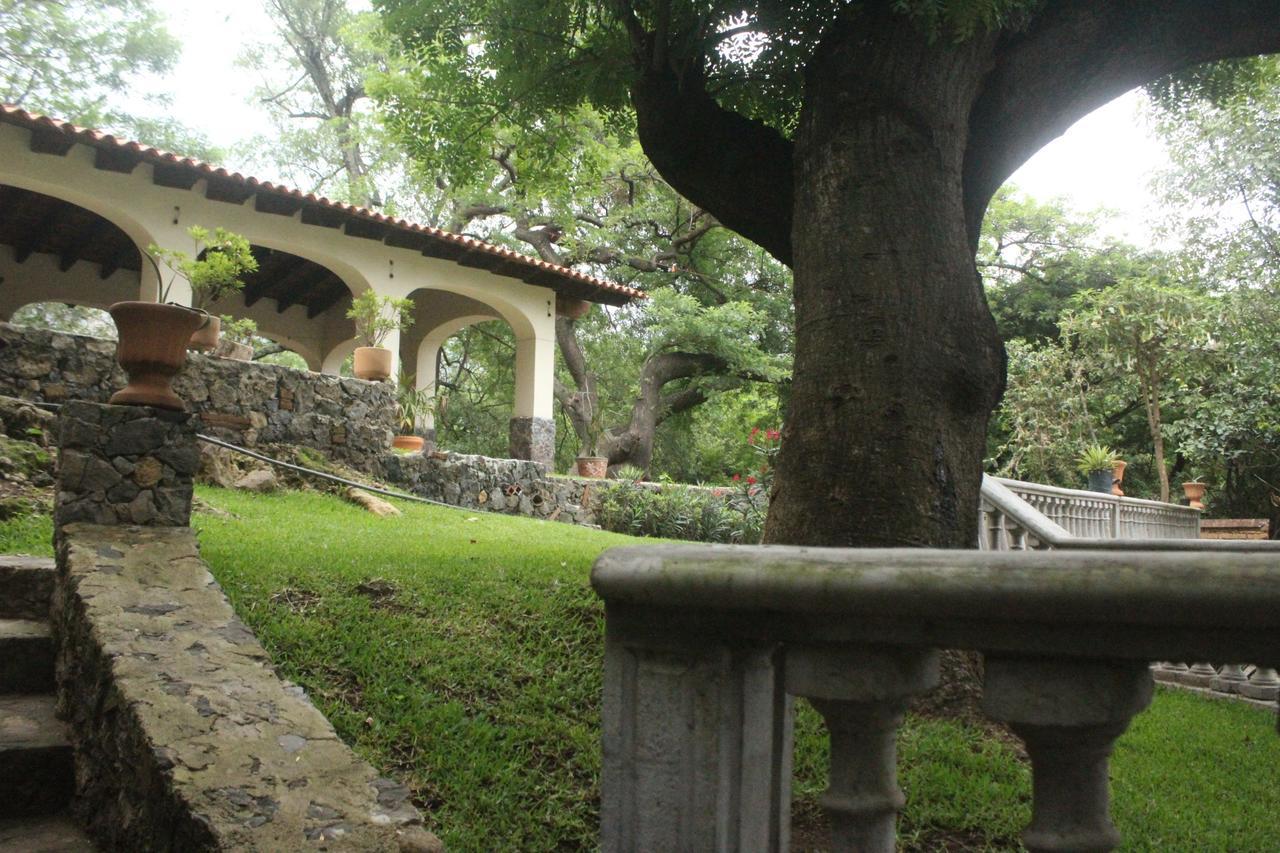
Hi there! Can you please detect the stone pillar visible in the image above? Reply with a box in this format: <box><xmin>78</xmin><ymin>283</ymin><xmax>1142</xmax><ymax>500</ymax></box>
<box><xmin>599</xmin><ymin>606</ymin><xmax>793</xmax><ymax>853</ymax></box>
<box><xmin>785</xmin><ymin>644</ymin><xmax>940</xmax><ymax>853</ymax></box>
<box><xmin>510</xmin><ymin>334</ymin><xmax>555</xmax><ymax>465</ymax></box>
<box><xmin>56</xmin><ymin>400</ymin><xmax>198</xmax><ymax>528</ymax></box>
<box><xmin>982</xmin><ymin>657</ymin><xmax>1153</xmax><ymax>853</ymax></box>
<box><xmin>508</xmin><ymin>416</ymin><xmax>554</xmax><ymax>467</ymax></box>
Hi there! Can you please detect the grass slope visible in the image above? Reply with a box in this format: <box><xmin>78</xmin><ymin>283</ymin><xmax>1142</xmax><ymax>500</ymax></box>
<box><xmin>3</xmin><ymin>487</ymin><xmax>1277</xmax><ymax>851</ymax></box>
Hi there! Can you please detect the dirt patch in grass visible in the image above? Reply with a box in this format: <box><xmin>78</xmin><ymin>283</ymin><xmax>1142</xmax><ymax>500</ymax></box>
<box><xmin>269</xmin><ymin>586</ymin><xmax>322</xmax><ymax>615</ymax></box>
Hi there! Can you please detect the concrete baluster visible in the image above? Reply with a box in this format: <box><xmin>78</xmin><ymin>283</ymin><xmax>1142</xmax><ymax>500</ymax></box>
<box><xmin>1211</xmin><ymin>663</ymin><xmax>1249</xmax><ymax>694</ymax></box>
<box><xmin>599</xmin><ymin>609</ymin><xmax>793</xmax><ymax>853</ymax></box>
<box><xmin>785</xmin><ymin>645</ymin><xmax>940</xmax><ymax>853</ymax></box>
<box><xmin>1239</xmin><ymin>666</ymin><xmax>1280</xmax><ymax>701</ymax></box>
<box><xmin>982</xmin><ymin>657</ymin><xmax>1153</xmax><ymax>853</ymax></box>
<box><xmin>1181</xmin><ymin>662</ymin><xmax>1219</xmax><ymax>688</ymax></box>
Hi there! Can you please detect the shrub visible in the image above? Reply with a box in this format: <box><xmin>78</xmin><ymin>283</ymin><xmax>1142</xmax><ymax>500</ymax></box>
<box><xmin>596</xmin><ymin>481</ymin><xmax>765</xmax><ymax>544</ymax></box>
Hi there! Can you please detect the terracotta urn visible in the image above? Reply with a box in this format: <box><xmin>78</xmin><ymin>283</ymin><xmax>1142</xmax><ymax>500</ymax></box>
<box><xmin>188</xmin><ymin>313</ymin><xmax>220</xmax><ymax>351</ymax></box>
<box><xmin>1111</xmin><ymin>460</ymin><xmax>1127</xmax><ymax>496</ymax></box>
<box><xmin>576</xmin><ymin>456</ymin><xmax>608</xmax><ymax>478</ymax></box>
<box><xmin>353</xmin><ymin>346</ymin><xmax>393</xmax><ymax>381</ymax></box>
<box><xmin>392</xmin><ymin>435</ymin><xmax>425</xmax><ymax>452</ymax></box>
<box><xmin>108</xmin><ymin>301</ymin><xmax>204</xmax><ymax>411</ymax></box>
<box><xmin>1182</xmin><ymin>481</ymin><xmax>1207</xmax><ymax>510</ymax></box>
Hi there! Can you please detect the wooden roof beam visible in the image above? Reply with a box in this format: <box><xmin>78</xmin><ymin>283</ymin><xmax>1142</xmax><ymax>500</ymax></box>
<box><xmin>99</xmin><ymin>242</ymin><xmax>140</xmax><ymax>280</ymax></box>
<box><xmin>243</xmin><ymin>255</ymin><xmax>312</xmax><ymax>307</ymax></box>
<box><xmin>307</xmin><ymin>285</ymin><xmax>349</xmax><ymax>319</ymax></box>
<box><xmin>153</xmin><ymin>162</ymin><xmax>200</xmax><ymax>190</ymax></box>
<box><xmin>93</xmin><ymin>146</ymin><xmax>141</xmax><ymax>174</ymax></box>
<box><xmin>12</xmin><ymin>205</ymin><xmax>64</xmax><ymax>264</ymax></box>
<box><xmin>28</xmin><ymin>127</ymin><xmax>74</xmax><ymax>156</ymax></box>
<box><xmin>205</xmin><ymin>177</ymin><xmax>255</xmax><ymax>205</ymax></box>
<box><xmin>254</xmin><ymin>193</ymin><xmax>305</xmax><ymax>217</ymax></box>
<box><xmin>275</xmin><ymin>267</ymin><xmax>333</xmax><ymax>313</ymax></box>
<box><xmin>60</xmin><ymin>218</ymin><xmax>112</xmax><ymax>272</ymax></box>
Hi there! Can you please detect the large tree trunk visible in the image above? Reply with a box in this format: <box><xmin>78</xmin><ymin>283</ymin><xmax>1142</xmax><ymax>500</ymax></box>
<box><xmin>764</xmin><ymin>13</ymin><xmax>1005</xmax><ymax>548</ymax></box>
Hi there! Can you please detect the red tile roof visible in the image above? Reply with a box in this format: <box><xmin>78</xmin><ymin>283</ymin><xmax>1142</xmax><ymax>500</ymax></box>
<box><xmin>0</xmin><ymin>104</ymin><xmax>643</xmax><ymax>305</ymax></box>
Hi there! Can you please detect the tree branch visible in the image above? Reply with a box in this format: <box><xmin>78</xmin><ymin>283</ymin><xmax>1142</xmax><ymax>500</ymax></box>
<box><xmin>630</xmin><ymin>65</ymin><xmax>794</xmax><ymax>265</ymax></box>
<box><xmin>964</xmin><ymin>0</ymin><xmax>1280</xmax><ymax>244</ymax></box>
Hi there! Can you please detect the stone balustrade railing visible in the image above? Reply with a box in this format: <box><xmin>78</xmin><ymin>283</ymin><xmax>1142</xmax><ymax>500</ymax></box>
<box><xmin>980</xmin><ymin>476</ymin><xmax>1280</xmax><ymax>701</ymax></box>
<box><xmin>592</xmin><ymin>545</ymin><xmax>1280</xmax><ymax>852</ymax></box>
<box><xmin>983</xmin><ymin>476</ymin><xmax>1201</xmax><ymax>545</ymax></box>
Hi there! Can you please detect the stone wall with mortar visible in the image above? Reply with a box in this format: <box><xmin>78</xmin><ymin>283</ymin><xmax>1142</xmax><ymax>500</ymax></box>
<box><xmin>50</xmin><ymin>400</ymin><xmax>440</xmax><ymax>851</ymax></box>
<box><xmin>0</xmin><ymin>322</ymin><xmax>394</xmax><ymax>471</ymax></box>
<box><xmin>380</xmin><ymin>450</ymin><xmax>767</xmax><ymax>537</ymax></box>
<box><xmin>54</xmin><ymin>525</ymin><xmax>440</xmax><ymax>852</ymax></box>
<box><xmin>55</xmin><ymin>400</ymin><xmax>197</xmax><ymax>528</ymax></box>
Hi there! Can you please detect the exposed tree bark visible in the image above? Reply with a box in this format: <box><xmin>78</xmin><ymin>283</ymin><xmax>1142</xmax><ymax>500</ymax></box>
<box><xmin>621</xmin><ymin>0</ymin><xmax>1280</xmax><ymax>549</ymax></box>
<box><xmin>764</xmin><ymin>9</ymin><xmax>1004</xmax><ymax>548</ymax></box>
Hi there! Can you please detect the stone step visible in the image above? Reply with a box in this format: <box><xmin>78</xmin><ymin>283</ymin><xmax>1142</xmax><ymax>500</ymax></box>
<box><xmin>0</xmin><ymin>619</ymin><xmax>55</xmax><ymax>694</ymax></box>
<box><xmin>0</xmin><ymin>695</ymin><xmax>74</xmax><ymax>819</ymax></box>
<box><xmin>0</xmin><ymin>813</ymin><xmax>97</xmax><ymax>852</ymax></box>
<box><xmin>0</xmin><ymin>556</ymin><xmax>55</xmax><ymax>620</ymax></box>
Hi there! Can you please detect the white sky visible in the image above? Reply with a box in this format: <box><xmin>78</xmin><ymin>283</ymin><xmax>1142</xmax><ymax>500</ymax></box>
<box><xmin>139</xmin><ymin>1</ymin><xmax>1172</xmax><ymax>246</ymax></box>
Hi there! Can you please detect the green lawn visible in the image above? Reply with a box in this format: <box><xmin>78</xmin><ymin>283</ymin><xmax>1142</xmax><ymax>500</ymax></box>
<box><xmin>4</xmin><ymin>488</ymin><xmax>1277</xmax><ymax>851</ymax></box>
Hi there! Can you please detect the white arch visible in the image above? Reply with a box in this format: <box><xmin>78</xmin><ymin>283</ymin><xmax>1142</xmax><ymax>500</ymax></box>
<box><xmin>411</xmin><ymin>314</ymin><xmax>502</xmax><ymax>430</ymax></box>
<box><xmin>321</xmin><ymin>337</ymin><xmax>357</xmax><ymax>375</ymax></box>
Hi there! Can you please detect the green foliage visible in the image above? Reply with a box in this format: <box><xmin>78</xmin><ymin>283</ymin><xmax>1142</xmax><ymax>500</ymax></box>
<box><xmin>146</xmin><ymin>226</ymin><xmax>259</xmax><ymax>310</ymax></box>
<box><xmin>346</xmin><ymin>290</ymin><xmax>415</xmax><ymax>348</ymax></box>
<box><xmin>0</xmin><ymin>0</ymin><xmax>178</xmax><ymax>123</ymax></box>
<box><xmin>9</xmin><ymin>303</ymin><xmax>116</xmax><ymax>339</ymax></box>
<box><xmin>394</xmin><ymin>370</ymin><xmax>434</xmax><ymax>433</ymax></box>
<box><xmin>596</xmin><ymin>481</ymin><xmax>764</xmax><ymax>543</ymax></box>
<box><xmin>218</xmin><ymin>316</ymin><xmax>259</xmax><ymax>346</ymax></box>
<box><xmin>1075</xmin><ymin>444</ymin><xmax>1117</xmax><ymax>476</ymax></box>
<box><xmin>979</xmin><ymin>187</ymin><xmax>1151</xmax><ymax>343</ymax></box>
<box><xmin>989</xmin><ymin>338</ymin><xmax>1098</xmax><ymax>486</ymax></box>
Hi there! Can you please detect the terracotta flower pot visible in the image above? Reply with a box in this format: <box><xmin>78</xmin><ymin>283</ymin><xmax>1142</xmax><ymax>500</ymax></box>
<box><xmin>353</xmin><ymin>346</ymin><xmax>392</xmax><ymax>381</ymax></box>
<box><xmin>392</xmin><ymin>435</ymin><xmax>425</xmax><ymax>452</ymax></box>
<box><xmin>576</xmin><ymin>456</ymin><xmax>608</xmax><ymax>478</ymax></box>
<box><xmin>188</xmin><ymin>313</ymin><xmax>220</xmax><ymax>351</ymax></box>
<box><xmin>1111</xmin><ymin>460</ymin><xmax>1127</xmax><ymax>496</ymax></box>
<box><xmin>108</xmin><ymin>301</ymin><xmax>204</xmax><ymax>411</ymax></box>
<box><xmin>1182</xmin><ymin>481</ymin><xmax>1207</xmax><ymax>510</ymax></box>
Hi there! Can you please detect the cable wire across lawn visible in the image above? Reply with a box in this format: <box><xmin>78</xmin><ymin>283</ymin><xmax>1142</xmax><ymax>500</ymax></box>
<box><xmin>195</xmin><ymin>434</ymin><xmax>459</xmax><ymax>510</ymax></box>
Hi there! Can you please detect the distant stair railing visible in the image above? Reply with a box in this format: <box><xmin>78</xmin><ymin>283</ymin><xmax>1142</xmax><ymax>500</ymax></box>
<box><xmin>979</xmin><ymin>475</ymin><xmax>1201</xmax><ymax>550</ymax></box>
<box><xmin>979</xmin><ymin>474</ymin><xmax>1280</xmax><ymax>702</ymax></box>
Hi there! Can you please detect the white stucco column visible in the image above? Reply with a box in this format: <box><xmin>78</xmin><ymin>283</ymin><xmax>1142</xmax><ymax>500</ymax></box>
<box><xmin>138</xmin><ymin>220</ymin><xmax>197</xmax><ymax>306</ymax></box>
<box><xmin>414</xmin><ymin>339</ymin><xmax>440</xmax><ymax>433</ymax></box>
<box><xmin>380</xmin><ymin>326</ymin><xmax>402</xmax><ymax>379</ymax></box>
<box><xmin>510</xmin><ymin>334</ymin><xmax>556</xmax><ymax>465</ymax></box>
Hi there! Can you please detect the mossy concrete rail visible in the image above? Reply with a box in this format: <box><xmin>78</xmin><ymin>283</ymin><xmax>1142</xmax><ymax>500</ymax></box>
<box><xmin>591</xmin><ymin>544</ymin><xmax>1280</xmax><ymax>853</ymax></box>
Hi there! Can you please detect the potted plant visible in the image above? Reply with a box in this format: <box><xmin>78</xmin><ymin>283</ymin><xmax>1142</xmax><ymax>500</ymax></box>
<box><xmin>575</xmin><ymin>392</ymin><xmax>609</xmax><ymax>478</ymax></box>
<box><xmin>1181</xmin><ymin>476</ymin><xmax>1207</xmax><ymax>510</ymax></box>
<box><xmin>213</xmin><ymin>315</ymin><xmax>258</xmax><ymax>361</ymax></box>
<box><xmin>1111</xmin><ymin>458</ymin><xmax>1127</xmax><ymax>496</ymax></box>
<box><xmin>393</xmin><ymin>370</ymin><xmax>434</xmax><ymax>453</ymax></box>
<box><xmin>346</xmin><ymin>290</ymin><xmax>415</xmax><ymax>381</ymax></box>
<box><xmin>147</xmin><ymin>226</ymin><xmax>258</xmax><ymax>351</ymax></box>
<box><xmin>1076</xmin><ymin>444</ymin><xmax>1118</xmax><ymax>493</ymax></box>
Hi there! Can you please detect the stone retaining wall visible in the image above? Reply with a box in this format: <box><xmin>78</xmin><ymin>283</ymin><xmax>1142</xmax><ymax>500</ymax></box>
<box><xmin>0</xmin><ymin>322</ymin><xmax>394</xmax><ymax>471</ymax></box>
<box><xmin>51</xmin><ymin>400</ymin><xmax>439</xmax><ymax>851</ymax></box>
<box><xmin>54</xmin><ymin>525</ymin><xmax>440</xmax><ymax>852</ymax></box>
<box><xmin>380</xmin><ymin>451</ymin><xmax>767</xmax><ymax>539</ymax></box>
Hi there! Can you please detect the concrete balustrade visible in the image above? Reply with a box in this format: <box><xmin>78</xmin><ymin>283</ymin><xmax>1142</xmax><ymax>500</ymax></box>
<box><xmin>592</xmin><ymin>545</ymin><xmax>1280</xmax><ymax>852</ymax></box>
